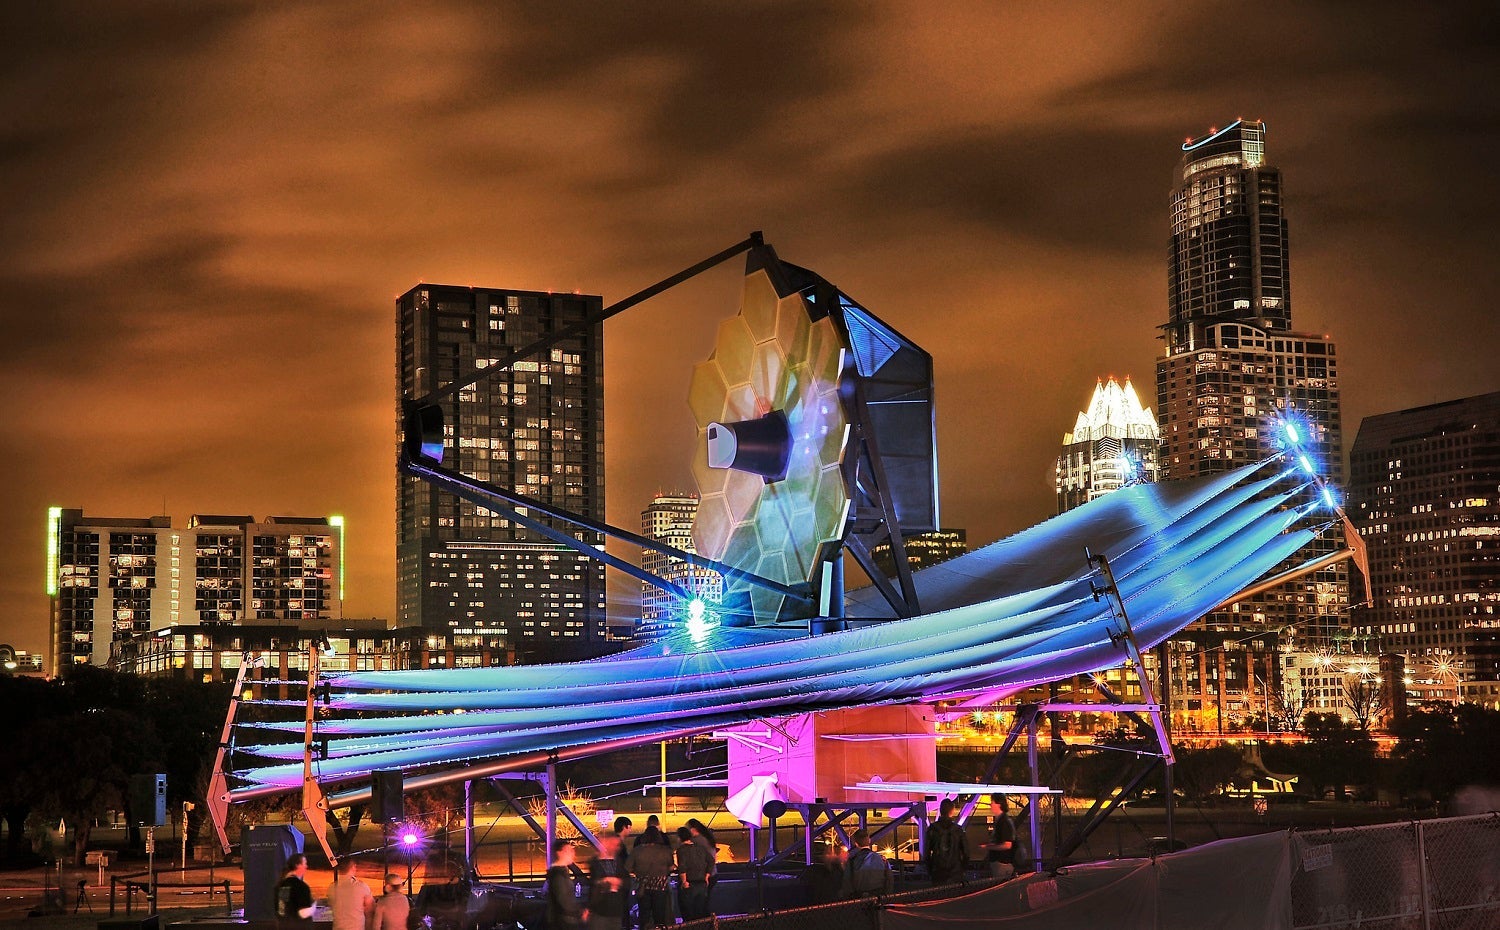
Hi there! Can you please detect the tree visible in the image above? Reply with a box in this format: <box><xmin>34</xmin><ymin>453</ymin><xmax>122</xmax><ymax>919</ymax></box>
<box><xmin>1259</xmin><ymin>675</ymin><xmax>1312</xmax><ymax>734</ymax></box>
<box><xmin>1341</xmin><ymin>675</ymin><xmax>1383</xmax><ymax>733</ymax></box>
<box><xmin>1296</xmin><ymin>712</ymin><xmax>1377</xmax><ymax>801</ymax></box>
<box><xmin>16</xmin><ymin>708</ymin><xmax>163</xmax><ymax>864</ymax></box>
<box><xmin>1391</xmin><ymin>704</ymin><xmax>1500</xmax><ymax>805</ymax></box>
<box><xmin>0</xmin><ymin>674</ymin><xmax>53</xmax><ymax>863</ymax></box>
<box><xmin>140</xmin><ymin>675</ymin><xmax>233</xmax><ymax>846</ymax></box>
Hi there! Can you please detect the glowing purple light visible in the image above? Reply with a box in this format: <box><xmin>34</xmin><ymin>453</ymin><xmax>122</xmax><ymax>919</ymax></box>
<box><xmin>401</xmin><ymin>831</ymin><xmax>420</xmax><ymax>847</ymax></box>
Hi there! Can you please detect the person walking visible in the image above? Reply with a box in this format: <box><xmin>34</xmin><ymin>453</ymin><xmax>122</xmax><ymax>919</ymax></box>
<box><xmin>589</xmin><ymin>834</ymin><xmax>628</xmax><ymax>930</ymax></box>
<box><xmin>627</xmin><ymin>826</ymin><xmax>676</xmax><ymax>930</ymax></box>
<box><xmin>546</xmin><ymin>842</ymin><xmax>586</xmax><ymax>930</ymax></box>
<box><xmin>326</xmin><ymin>858</ymin><xmax>375</xmax><ymax>930</ymax></box>
<box><xmin>801</xmin><ymin>842</ymin><xmax>848</xmax><ymax>904</ymax></box>
<box><xmin>923</xmin><ymin>799</ymin><xmax>969</xmax><ymax>886</ymax></box>
<box><xmin>370</xmin><ymin>874</ymin><xmax>410</xmax><ymax>930</ymax></box>
<box><xmin>275</xmin><ymin>853</ymin><xmax>314</xmax><ymax>927</ymax></box>
<box><xmin>612</xmin><ymin>817</ymin><xmax>634</xmax><ymax>930</ymax></box>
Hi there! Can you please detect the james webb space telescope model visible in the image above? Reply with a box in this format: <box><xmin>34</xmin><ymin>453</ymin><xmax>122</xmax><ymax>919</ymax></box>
<box><xmin>207</xmin><ymin>232</ymin><xmax>1363</xmax><ymax>869</ymax></box>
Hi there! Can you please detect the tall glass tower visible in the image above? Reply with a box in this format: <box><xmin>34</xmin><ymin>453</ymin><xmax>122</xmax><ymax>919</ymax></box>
<box><xmin>396</xmin><ymin>285</ymin><xmax>607</xmax><ymax>659</ymax></box>
<box><xmin>1156</xmin><ymin>121</ymin><xmax>1351</xmax><ymax>730</ymax></box>
<box><xmin>1165</xmin><ymin>119</ymin><xmax>1290</xmax><ymax>353</ymax></box>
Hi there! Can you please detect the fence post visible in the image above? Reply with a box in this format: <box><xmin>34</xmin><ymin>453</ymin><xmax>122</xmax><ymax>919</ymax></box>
<box><xmin>109</xmin><ymin>876</ymin><xmax>116</xmax><ymax>916</ymax></box>
<box><xmin>1414</xmin><ymin>820</ymin><xmax>1432</xmax><ymax>930</ymax></box>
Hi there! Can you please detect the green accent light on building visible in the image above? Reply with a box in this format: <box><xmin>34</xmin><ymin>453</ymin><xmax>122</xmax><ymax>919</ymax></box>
<box><xmin>329</xmin><ymin>515</ymin><xmax>346</xmax><ymax>603</ymax></box>
<box><xmin>46</xmin><ymin>507</ymin><xmax>62</xmax><ymax>596</ymax></box>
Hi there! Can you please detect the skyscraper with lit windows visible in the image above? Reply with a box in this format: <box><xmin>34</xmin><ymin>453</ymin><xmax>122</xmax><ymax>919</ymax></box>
<box><xmin>396</xmin><ymin>285</ymin><xmax>607</xmax><ymax>657</ymax></box>
<box><xmin>1056</xmin><ymin>376</ymin><xmax>1161</xmax><ymax>513</ymax></box>
<box><xmin>1154</xmin><ymin>120</ymin><xmax>1350</xmax><ymax>730</ymax></box>
<box><xmin>1348</xmin><ymin>392</ymin><xmax>1500</xmax><ymax>709</ymax></box>
<box><xmin>637</xmin><ymin>493</ymin><xmax>721</xmax><ymax>640</ymax></box>
<box><xmin>46</xmin><ymin>508</ymin><xmax>343</xmax><ymax>678</ymax></box>
<box><xmin>1156</xmin><ymin>120</ymin><xmax>1347</xmax><ymax>652</ymax></box>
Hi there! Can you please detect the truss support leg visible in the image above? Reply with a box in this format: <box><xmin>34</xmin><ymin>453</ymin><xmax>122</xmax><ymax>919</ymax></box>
<box><xmin>1068</xmin><ymin>549</ymin><xmax>1180</xmax><ymax>860</ymax></box>
<box><xmin>1026</xmin><ymin>708</ymin><xmax>1043</xmax><ymax>873</ymax></box>
<box><xmin>490</xmin><ymin>778</ymin><xmax>549</xmax><ymax>844</ymax></box>
<box><xmin>1164</xmin><ymin>760</ymin><xmax>1175</xmax><ymax>851</ymax></box>
<box><xmin>300</xmin><ymin>643</ymin><xmax>335</xmax><ymax>864</ymax></box>
<box><xmin>544</xmin><ymin>762</ymin><xmax>557</xmax><ymax>857</ymax></box>
<box><xmin>464</xmin><ymin>779</ymin><xmax>475</xmax><ymax>870</ymax></box>
<box><xmin>207</xmin><ymin>653</ymin><xmax>255</xmax><ymax>855</ymax></box>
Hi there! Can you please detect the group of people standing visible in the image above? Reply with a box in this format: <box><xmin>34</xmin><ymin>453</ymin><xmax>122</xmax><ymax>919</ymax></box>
<box><xmin>547</xmin><ymin>816</ymin><xmax>721</xmax><ymax>930</ymax></box>
<box><xmin>275</xmin><ymin>854</ymin><xmax>409</xmax><ymax>930</ymax></box>
<box><xmin>804</xmin><ymin>795</ymin><xmax>1017</xmax><ymax>905</ymax></box>
<box><xmin>925</xmin><ymin>795</ymin><xmax>1018</xmax><ymax>885</ymax></box>
<box><xmin>272</xmin><ymin>798</ymin><xmax>1015</xmax><ymax>930</ymax></box>
<box><xmin>804</xmin><ymin>828</ymin><xmax>895</xmax><ymax>903</ymax></box>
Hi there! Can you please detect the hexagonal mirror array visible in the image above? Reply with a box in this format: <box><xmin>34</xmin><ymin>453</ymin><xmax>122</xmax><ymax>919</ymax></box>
<box><xmin>690</xmin><ymin>266</ymin><xmax>851</xmax><ymax>623</ymax></box>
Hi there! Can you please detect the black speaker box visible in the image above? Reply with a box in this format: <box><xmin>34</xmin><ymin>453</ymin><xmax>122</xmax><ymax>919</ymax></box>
<box><xmin>128</xmin><ymin>773</ymin><xmax>167</xmax><ymax>828</ymax></box>
<box><xmin>371</xmin><ymin>769</ymin><xmax>404</xmax><ymax>824</ymax></box>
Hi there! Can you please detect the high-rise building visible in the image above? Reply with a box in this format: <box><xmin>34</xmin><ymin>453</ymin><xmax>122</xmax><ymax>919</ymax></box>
<box><xmin>1156</xmin><ymin>120</ymin><xmax>1347</xmax><ymax>653</ymax></box>
<box><xmin>638</xmin><ymin>493</ymin><xmax>722</xmax><ymax>640</ymax></box>
<box><xmin>107</xmin><ymin>619</ymin><xmax>519</xmax><ymax>685</ymax></box>
<box><xmin>46</xmin><ymin>508</ymin><xmax>343</xmax><ymax>678</ymax></box>
<box><xmin>869</xmin><ymin>529</ymin><xmax>968</xmax><ymax>578</ymax></box>
<box><xmin>1056</xmin><ymin>377</ymin><xmax>1161</xmax><ymax>513</ymax></box>
<box><xmin>1153</xmin><ymin>120</ymin><xmax>1350</xmax><ymax>731</ymax></box>
<box><xmin>1348</xmin><ymin>392</ymin><xmax>1500</xmax><ymax>710</ymax></box>
<box><xmin>396</xmin><ymin>285</ymin><xmax>607</xmax><ymax>657</ymax></box>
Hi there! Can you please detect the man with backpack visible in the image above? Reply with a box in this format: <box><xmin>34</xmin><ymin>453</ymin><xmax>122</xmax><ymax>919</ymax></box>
<box><xmin>923</xmin><ymin>799</ymin><xmax>969</xmax><ymax>886</ymax></box>
<box><xmin>846</xmin><ymin>829</ymin><xmax>893</xmax><ymax>898</ymax></box>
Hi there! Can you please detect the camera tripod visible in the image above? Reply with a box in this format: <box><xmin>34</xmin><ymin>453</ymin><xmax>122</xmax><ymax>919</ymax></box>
<box><xmin>73</xmin><ymin>878</ymin><xmax>93</xmax><ymax>914</ymax></box>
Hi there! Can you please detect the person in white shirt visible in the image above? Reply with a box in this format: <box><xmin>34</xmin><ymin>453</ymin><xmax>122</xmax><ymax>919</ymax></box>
<box><xmin>326</xmin><ymin>858</ymin><xmax>375</xmax><ymax>930</ymax></box>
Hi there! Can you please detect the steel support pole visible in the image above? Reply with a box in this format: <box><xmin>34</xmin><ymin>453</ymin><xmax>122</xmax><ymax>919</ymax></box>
<box><xmin>464</xmin><ymin>779</ymin><xmax>474</xmax><ymax>868</ymax></box>
<box><xmin>1027</xmin><ymin>711</ymin><xmax>1042</xmax><ymax>874</ymax></box>
<box><xmin>545</xmin><ymin>763</ymin><xmax>557</xmax><ymax>856</ymax></box>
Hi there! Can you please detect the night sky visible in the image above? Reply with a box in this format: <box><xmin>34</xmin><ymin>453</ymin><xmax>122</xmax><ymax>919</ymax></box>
<box><xmin>2</xmin><ymin>2</ymin><xmax>1497</xmax><ymax>654</ymax></box>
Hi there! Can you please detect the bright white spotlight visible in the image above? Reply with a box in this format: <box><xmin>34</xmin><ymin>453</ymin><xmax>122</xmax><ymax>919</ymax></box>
<box><xmin>685</xmin><ymin>597</ymin><xmax>716</xmax><ymax>644</ymax></box>
<box><xmin>1284</xmin><ymin>422</ymin><xmax>1301</xmax><ymax>444</ymax></box>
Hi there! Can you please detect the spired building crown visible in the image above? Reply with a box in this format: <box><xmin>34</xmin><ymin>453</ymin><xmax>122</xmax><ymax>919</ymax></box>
<box><xmin>1065</xmin><ymin>377</ymin><xmax>1160</xmax><ymax>444</ymax></box>
<box><xmin>1057</xmin><ymin>377</ymin><xmax>1161</xmax><ymax>514</ymax></box>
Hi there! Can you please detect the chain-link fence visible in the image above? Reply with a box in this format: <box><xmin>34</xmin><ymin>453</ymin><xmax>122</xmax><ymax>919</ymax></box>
<box><xmin>1291</xmin><ymin>813</ymin><xmax>1500</xmax><ymax>930</ymax></box>
<box><xmin>684</xmin><ymin>878</ymin><xmax>1001</xmax><ymax>930</ymax></box>
<box><xmin>666</xmin><ymin>814</ymin><xmax>1499</xmax><ymax>930</ymax></box>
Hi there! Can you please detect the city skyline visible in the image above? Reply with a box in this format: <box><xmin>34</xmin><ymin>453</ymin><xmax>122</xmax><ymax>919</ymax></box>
<box><xmin>3</xmin><ymin>4</ymin><xmax>1497</xmax><ymax>653</ymax></box>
